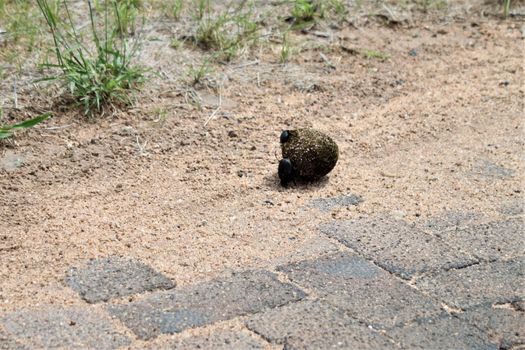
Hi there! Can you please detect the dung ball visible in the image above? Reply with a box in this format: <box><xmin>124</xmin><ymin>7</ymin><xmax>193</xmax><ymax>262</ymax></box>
<box><xmin>279</xmin><ymin>128</ymin><xmax>339</xmax><ymax>184</ymax></box>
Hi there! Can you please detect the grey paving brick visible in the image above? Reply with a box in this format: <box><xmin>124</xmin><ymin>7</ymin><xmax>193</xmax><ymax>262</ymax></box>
<box><xmin>0</xmin><ymin>327</ymin><xmax>26</xmax><ymax>350</ymax></box>
<box><xmin>385</xmin><ymin>315</ymin><xmax>498</xmax><ymax>350</ymax></box>
<box><xmin>432</xmin><ymin>219</ymin><xmax>525</xmax><ymax>262</ymax></box>
<box><xmin>471</xmin><ymin>160</ymin><xmax>515</xmax><ymax>178</ymax></box>
<box><xmin>459</xmin><ymin>304</ymin><xmax>525</xmax><ymax>349</ymax></box>
<box><xmin>108</xmin><ymin>270</ymin><xmax>305</xmax><ymax>340</ymax></box>
<box><xmin>308</xmin><ymin>194</ymin><xmax>363</xmax><ymax>212</ymax></box>
<box><xmin>0</xmin><ymin>307</ymin><xmax>130</xmax><ymax>349</ymax></box>
<box><xmin>499</xmin><ymin>200</ymin><xmax>524</xmax><ymax>216</ymax></box>
<box><xmin>272</xmin><ymin>235</ymin><xmax>340</xmax><ymax>265</ymax></box>
<box><xmin>66</xmin><ymin>256</ymin><xmax>175</xmax><ymax>303</ymax></box>
<box><xmin>154</xmin><ymin>329</ymin><xmax>267</xmax><ymax>350</ymax></box>
<box><xmin>246</xmin><ymin>300</ymin><xmax>397</xmax><ymax>350</ymax></box>
<box><xmin>319</xmin><ymin>217</ymin><xmax>476</xmax><ymax>279</ymax></box>
<box><xmin>513</xmin><ymin>300</ymin><xmax>525</xmax><ymax>311</ymax></box>
<box><xmin>277</xmin><ymin>252</ymin><xmax>443</xmax><ymax>329</ymax></box>
<box><xmin>415</xmin><ymin>259</ymin><xmax>525</xmax><ymax>309</ymax></box>
<box><xmin>422</xmin><ymin>211</ymin><xmax>485</xmax><ymax>232</ymax></box>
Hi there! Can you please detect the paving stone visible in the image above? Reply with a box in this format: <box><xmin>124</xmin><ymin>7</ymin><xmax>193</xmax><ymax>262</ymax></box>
<box><xmin>432</xmin><ymin>219</ymin><xmax>525</xmax><ymax>262</ymax></box>
<box><xmin>308</xmin><ymin>194</ymin><xmax>363</xmax><ymax>212</ymax></box>
<box><xmin>108</xmin><ymin>270</ymin><xmax>305</xmax><ymax>340</ymax></box>
<box><xmin>513</xmin><ymin>300</ymin><xmax>525</xmax><ymax>311</ymax></box>
<box><xmin>0</xmin><ymin>327</ymin><xmax>26</xmax><ymax>350</ymax></box>
<box><xmin>155</xmin><ymin>329</ymin><xmax>266</xmax><ymax>350</ymax></box>
<box><xmin>246</xmin><ymin>300</ymin><xmax>397</xmax><ymax>349</ymax></box>
<box><xmin>385</xmin><ymin>315</ymin><xmax>498</xmax><ymax>350</ymax></box>
<box><xmin>422</xmin><ymin>211</ymin><xmax>485</xmax><ymax>232</ymax></box>
<box><xmin>471</xmin><ymin>160</ymin><xmax>515</xmax><ymax>178</ymax></box>
<box><xmin>499</xmin><ymin>200</ymin><xmax>524</xmax><ymax>216</ymax></box>
<box><xmin>319</xmin><ymin>216</ymin><xmax>476</xmax><ymax>279</ymax></box>
<box><xmin>0</xmin><ymin>307</ymin><xmax>130</xmax><ymax>349</ymax></box>
<box><xmin>415</xmin><ymin>259</ymin><xmax>525</xmax><ymax>309</ymax></box>
<box><xmin>66</xmin><ymin>256</ymin><xmax>175</xmax><ymax>303</ymax></box>
<box><xmin>272</xmin><ymin>235</ymin><xmax>341</xmax><ymax>265</ymax></box>
<box><xmin>277</xmin><ymin>252</ymin><xmax>443</xmax><ymax>329</ymax></box>
<box><xmin>459</xmin><ymin>304</ymin><xmax>525</xmax><ymax>349</ymax></box>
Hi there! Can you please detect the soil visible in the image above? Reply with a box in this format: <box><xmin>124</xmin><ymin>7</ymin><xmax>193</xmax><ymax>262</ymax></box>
<box><xmin>0</xmin><ymin>0</ymin><xmax>524</xmax><ymax>346</ymax></box>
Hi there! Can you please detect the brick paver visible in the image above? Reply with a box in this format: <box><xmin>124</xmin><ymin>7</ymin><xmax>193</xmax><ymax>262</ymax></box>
<box><xmin>246</xmin><ymin>300</ymin><xmax>397</xmax><ymax>349</ymax></box>
<box><xmin>422</xmin><ymin>211</ymin><xmax>486</xmax><ymax>233</ymax></box>
<box><xmin>415</xmin><ymin>259</ymin><xmax>524</xmax><ymax>309</ymax></box>
<box><xmin>308</xmin><ymin>194</ymin><xmax>363</xmax><ymax>212</ymax></box>
<box><xmin>430</xmin><ymin>219</ymin><xmax>525</xmax><ymax>262</ymax></box>
<box><xmin>498</xmin><ymin>200</ymin><xmax>524</xmax><ymax>216</ymax></box>
<box><xmin>66</xmin><ymin>257</ymin><xmax>175</xmax><ymax>303</ymax></box>
<box><xmin>471</xmin><ymin>160</ymin><xmax>515</xmax><ymax>178</ymax></box>
<box><xmin>152</xmin><ymin>329</ymin><xmax>267</xmax><ymax>349</ymax></box>
<box><xmin>277</xmin><ymin>252</ymin><xmax>443</xmax><ymax>329</ymax></box>
<box><xmin>0</xmin><ymin>307</ymin><xmax>130</xmax><ymax>349</ymax></box>
<box><xmin>108</xmin><ymin>270</ymin><xmax>305</xmax><ymax>339</ymax></box>
<box><xmin>319</xmin><ymin>217</ymin><xmax>476</xmax><ymax>279</ymax></box>
<box><xmin>0</xmin><ymin>327</ymin><xmax>26</xmax><ymax>350</ymax></box>
<box><xmin>384</xmin><ymin>315</ymin><xmax>498</xmax><ymax>350</ymax></box>
<box><xmin>459</xmin><ymin>304</ymin><xmax>525</xmax><ymax>349</ymax></box>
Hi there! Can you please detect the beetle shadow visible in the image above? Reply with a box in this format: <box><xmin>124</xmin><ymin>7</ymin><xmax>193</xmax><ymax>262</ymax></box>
<box><xmin>263</xmin><ymin>172</ymin><xmax>331</xmax><ymax>192</ymax></box>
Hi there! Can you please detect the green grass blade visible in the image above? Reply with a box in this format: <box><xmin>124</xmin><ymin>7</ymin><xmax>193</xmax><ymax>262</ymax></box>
<box><xmin>10</xmin><ymin>113</ymin><xmax>52</xmax><ymax>130</ymax></box>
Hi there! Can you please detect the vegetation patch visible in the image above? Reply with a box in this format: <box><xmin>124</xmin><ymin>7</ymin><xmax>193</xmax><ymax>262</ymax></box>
<box><xmin>193</xmin><ymin>2</ymin><xmax>260</xmax><ymax>62</ymax></box>
<box><xmin>36</xmin><ymin>0</ymin><xmax>147</xmax><ymax>116</ymax></box>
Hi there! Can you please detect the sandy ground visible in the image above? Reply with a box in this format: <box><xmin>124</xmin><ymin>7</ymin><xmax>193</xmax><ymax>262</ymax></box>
<box><xmin>0</xmin><ymin>0</ymin><xmax>523</xmax><ymax>344</ymax></box>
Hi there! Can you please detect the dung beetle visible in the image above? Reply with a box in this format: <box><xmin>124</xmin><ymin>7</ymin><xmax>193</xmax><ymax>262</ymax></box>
<box><xmin>278</xmin><ymin>128</ymin><xmax>339</xmax><ymax>187</ymax></box>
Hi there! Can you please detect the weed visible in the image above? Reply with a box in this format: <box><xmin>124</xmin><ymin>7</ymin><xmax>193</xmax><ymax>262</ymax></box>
<box><xmin>170</xmin><ymin>38</ymin><xmax>183</xmax><ymax>49</ymax></box>
<box><xmin>279</xmin><ymin>31</ymin><xmax>292</xmax><ymax>63</ymax></box>
<box><xmin>194</xmin><ymin>3</ymin><xmax>259</xmax><ymax>61</ymax></box>
<box><xmin>364</xmin><ymin>50</ymin><xmax>390</xmax><ymax>61</ymax></box>
<box><xmin>0</xmin><ymin>0</ymin><xmax>43</xmax><ymax>51</ymax></box>
<box><xmin>0</xmin><ymin>112</ymin><xmax>51</xmax><ymax>139</ymax></box>
<box><xmin>194</xmin><ymin>0</ymin><xmax>209</xmax><ymax>20</ymax></box>
<box><xmin>114</xmin><ymin>0</ymin><xmax>140</xmax><ymax>36</ymax></box>
<box><xmin>325</xmin><ymin>0</ymin><xmax>347</xmax><ymax>19</ymax></box>
<box><xmin>503</xmin><ymin>0</ymin><xmax>510</xmax><ymax>17</ymax></box>
<box><xmin>171</xmin><ymin>0</ymin><xmax>184</xmax><ymax>19</ymax></box>
<box><xmin>292</xmin><ymin>0</ymin><xmax>318</xmax><ymax>24</ymax></box>
<box><xmin>36</xmin><ymin>0</ymin><xmax>146</xmax><ymax>116</ymax></box>
<box><xmin>152</xmin><ymin>107</ymin><xmax>168</xmax><ymax>126</ymax></box>
<box><xmin>289</xmin><ymin>0</ymin><xmax>347</xmax><ymax>28</ymax></box>
<box><xmin>188</xmin><ymin>59</ymin><xmax>212</xmax><ymax>85</ymax></box>
<box><xmin>413</xmin><ymin>0</ymin><xmax>448</xmax><ymax>12</ymax></box>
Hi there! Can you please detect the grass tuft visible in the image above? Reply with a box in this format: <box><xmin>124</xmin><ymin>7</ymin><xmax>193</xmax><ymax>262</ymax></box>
<box><xmin>193</xmin><ymin>2</ymin><xmax>260</xmax><ymax>61</ymax></box>
<box><xmin>188</xmin><ymin>58</ymin><xmax>212</xmax><ymax>85</ymax></box>
<box><xmin>364</xmin><ymin>50</ymin><xmax>390</xmax><ymax>61</ymax></box>
<box><xmin>171</xmin><ymin>0</ymin><xmax>184</xmax><ymax>19</ymax></box>
<box><xmin>36</xmin><ymin>0</ymin><xmax>147</xmax><ymax>116</ymax></box>
<box><xmin>289</xmin><ymin>0</ymin><xmax>347</xmax><ymax>28</ymax></box>
<box><xmin>0</xmin><ymin>0</ymin><xmax>43</xmax><ymax>51</ymax></box>
<box><xmin>279</xmin><ymin>31</ymin><xmax>292</xmax><ymax>63</ymax></box>
<box><xmin>292</xmin><ymin>0</ymin><xmax>318</xmax><ymax>25</ymax></box>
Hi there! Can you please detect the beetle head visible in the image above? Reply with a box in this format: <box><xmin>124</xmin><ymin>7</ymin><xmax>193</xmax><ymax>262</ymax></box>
<box><xmin>280</xmin><ymin>130</ymin><xmax>290</xmax><ymax>143</ymax></box>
